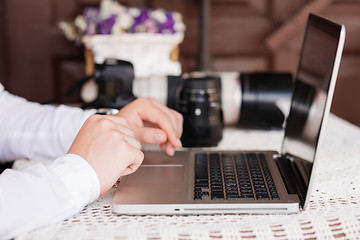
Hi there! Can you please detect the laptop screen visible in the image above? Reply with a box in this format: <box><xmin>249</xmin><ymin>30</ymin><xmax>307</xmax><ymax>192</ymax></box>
<box><xmin>281</xmin><ymin>14</ymin><xmax>345</xmax><ymax>172</ymax></box>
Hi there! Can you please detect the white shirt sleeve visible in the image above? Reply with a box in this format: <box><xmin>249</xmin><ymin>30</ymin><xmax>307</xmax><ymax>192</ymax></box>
<box><xmin>0</xmin><ymin>154</ymin><xmax>100</xmax><ymax>240</ymax></box>
<box><xmin>0</xmin><ymin>84</ymin><xmax>96</xmax><ymax>162</ymax></box>
<box><xmin>0</xmin><ymin>84</ymin><xmax>101</xmax><ymax>239</ymax></box>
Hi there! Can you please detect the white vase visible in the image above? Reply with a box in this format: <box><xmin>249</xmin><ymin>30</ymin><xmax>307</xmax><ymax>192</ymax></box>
<box><xmin>82</xmin><ymin>33</ymin><xmax>184</xmax><ymax>78</ymax></box>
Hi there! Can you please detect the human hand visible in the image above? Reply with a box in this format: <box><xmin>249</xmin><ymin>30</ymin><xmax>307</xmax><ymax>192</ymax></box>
<box><xmin>68</xmin><ymin>114</ymin><xmax>144</xmax><ymax>196</ymax></box>
<box><xmin>115</xmin><ymin>97</ymin><xmax>183</xmax><ymax>156</ymax></box>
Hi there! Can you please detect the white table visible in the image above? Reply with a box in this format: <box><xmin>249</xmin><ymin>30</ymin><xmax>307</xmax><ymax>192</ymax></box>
<box><xmin>17</xmin><ymin>114</ymin><xmax>360</xmax><ymax>239</ymax></box>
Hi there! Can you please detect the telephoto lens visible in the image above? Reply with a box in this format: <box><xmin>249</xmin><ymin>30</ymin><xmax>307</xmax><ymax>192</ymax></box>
<box><xmin>178</xmin><ymin>76</ymin><xmax>224</xmax><ymax>147</ymax></box>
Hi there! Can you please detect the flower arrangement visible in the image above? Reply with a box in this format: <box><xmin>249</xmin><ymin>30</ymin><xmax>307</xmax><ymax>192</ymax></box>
<box><xmin>59</xmin><ymin>0</ymin><xmax>185</xmax><ymax>101</ymax></box>
<box><xmin>59</xmin><ymin>0</ymin><xmax>185</xmax><ymax>44</ymax></box>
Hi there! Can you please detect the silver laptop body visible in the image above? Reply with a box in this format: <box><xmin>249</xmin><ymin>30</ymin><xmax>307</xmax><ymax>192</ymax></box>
<box><xmin>112</xmin><ymin>14</ymin><xmax>346</xmax><ymax>215</ymax></box>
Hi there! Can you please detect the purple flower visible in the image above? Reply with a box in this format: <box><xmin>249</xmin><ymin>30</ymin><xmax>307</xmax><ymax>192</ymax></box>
<box><xmin>158</xmin><ymin>13</ymin><xmax>175</xmax><ymax>34</ymax></box>
<box><xmin>129</xmin><ymin>9</ymin><xmax>150</xmax><ymax>33</ymax></box>
<box><xmin>144</xmin><ymin>19</ymin><xmax>157</xmax><ymax>33</ymax></box>
<box><xmin>97</xmin><ymin>15</ymin><xmax>117</xmax><ymax>34</ymax></box>
<box><xmin>77</xmin><ymin>5</ymin><xmax>183</xmax><ymax>36</ymax></box>
<box><xmin>83</xmin><ymin>8</ymin><xmax>100</xmax><ymax>25</ymax></box>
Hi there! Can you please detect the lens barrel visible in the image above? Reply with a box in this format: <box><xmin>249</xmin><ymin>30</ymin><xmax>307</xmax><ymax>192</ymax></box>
<box><xmin>239</xmin><ymin>72</ymin><xmax>293</xmax><ymax>129</ymax></box>
<box><xmin>178</xmin><ymin>76</ymin><xmax>223</xmax><ymax>147</ymax></box>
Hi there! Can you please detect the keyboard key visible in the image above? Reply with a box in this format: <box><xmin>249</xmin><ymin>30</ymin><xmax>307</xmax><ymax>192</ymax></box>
<box><xmin>195</xmin><ymin>182</ymin><xmax>209</xmax><ymax>188</ymax></box>
<box><xmin>227</xmin><ymin>194</ymin><xmax>242</xmax><ymax>200</ymax></box>
<box><xmin>195</xmin><ymin>153</ymin><xmax>208</xmax><ymax>182</ymax></box>
<box><xmin>256</xmin><ymin>194</ymin><xmax>270</xmax><ymax>200</ymax></box>
<box><xmin>240</xmin><ymin>194</ymin><xmax>255</xmax><ymax>200</ymax></box>
<box><xmin>211</xmin><ymin>191</ymin><xmax>225</xmax><ymax>200</ymax></box>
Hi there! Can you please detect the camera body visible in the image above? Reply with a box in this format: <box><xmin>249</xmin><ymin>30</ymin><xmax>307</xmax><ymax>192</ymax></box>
<box><xmin>90</xmin><ymin>59</ymin><xmax>137</xmax><ymax>109</ymax></box>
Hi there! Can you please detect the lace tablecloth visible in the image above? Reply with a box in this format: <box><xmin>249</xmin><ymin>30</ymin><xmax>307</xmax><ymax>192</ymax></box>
<box><xmin>17</xmin><ymin>114</ymin><xmax>360</xmax><ymax>240</ymax></box>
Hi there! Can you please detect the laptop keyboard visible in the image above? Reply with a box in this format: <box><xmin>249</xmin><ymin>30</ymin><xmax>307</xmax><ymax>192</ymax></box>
<box><xmin>194</xmin><ymin>153</ymin><xmax>279</xmax><ymax>201</ymax></box>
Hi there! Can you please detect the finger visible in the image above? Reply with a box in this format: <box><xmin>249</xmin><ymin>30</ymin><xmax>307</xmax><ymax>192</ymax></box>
<box><xmin>100</xmin><ymin>115</ymin><xmax>135</xmax><ymax>137</ymax></box>
<box><xmin>149</xmin><ymin>98</ymin><xmax>183</xmax><ymax>137</ymax></box>
<box><xmin>165</xmin><ymin>142</ymin><xmax>175</xmax><ymax>156</ymax></box>
<box><xmin>120</xmin><ymin>147</ymin><xmax>144</xmax><ymax>176</ymax></box>
<box><xmin>102</xmin><ymin>115</ymin><xmax>130</xmax><ymax>127</ymax></box>
<box><xmin>164</xmin><ymin>109</ymin><xmax>183</xmax><ymax>138</ymax></box>
<box><xmin>160</xmin><ymin>141</ymin><xmax>175</xmax><ymax>156</ymax></box>
<box><xmin>98</xmin><ymin>116</ymin><xmax>141</xmax><ymax>149</ymax></box>
<box><xmin>122</xmin><ymin>134</ymin><xmax>142</xmax><ymax>149</ymax></box>
<box><xmin>134</xmin><ymin>127</ymin><xmax>167</xmax><ymax>144</ymax></box>
<box><xmin>146</xmin><ymin>98</ymin><xmax>179</xmax><ymax>131</ymax></box>
<box><xmin>138</xmin><ymin>101</ymin><xmax>182</xmax><ymax>148</ymax></box>
<box><xmin>114</xmin><ymin>123</ymin><xmax>136</xmax><ymax>139</ymax></box>
<box><xmin>160</xmin><ymin>142</ymin><xmax>167</xmax><ymax>151</ymax></box>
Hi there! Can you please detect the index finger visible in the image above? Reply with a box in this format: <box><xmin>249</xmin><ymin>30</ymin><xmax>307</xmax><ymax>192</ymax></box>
<box><xmin>148</xmin><ymin>98</ymin><xmax>183</xmax><ymax>137</ymax></box>
<box><xmin>137</xmin><ymin>99</ymin><xmax>182</xmax><ymax>148</ymax></box>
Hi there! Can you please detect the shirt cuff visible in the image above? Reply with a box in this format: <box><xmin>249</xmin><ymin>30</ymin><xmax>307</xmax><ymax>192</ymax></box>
<box><xmin>81</xmin><ymin>109</ymin><xmax>97</xmax><ymax>124</ymax></box>
<box><xmin>46</xmin><ymin>154</ymin><xmax>100</xmax><ymax>207</ymax></box>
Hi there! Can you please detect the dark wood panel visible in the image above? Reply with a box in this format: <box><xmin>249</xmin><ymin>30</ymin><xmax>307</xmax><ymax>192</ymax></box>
<box><xmin>52</xmin><ymin>0</ymin><xmax>79</xmax><ymax>24</ymax></box>
<box><xmin>210</xmin><ymin>16</ymin><xmax>272</xmax><ymax>54</ymax></box>
<box><xmin>177</xmin><ymin>1</ymin><xmax>200</xmax><ymax>70</ymax></box>
<box><xmin>151</xmin><ymin>0</ymin><xmax>183</xmax><ymax>12</ymax></box>
<box><xmin>272</xmin><ymin>45</ymin><xmax>301</xmax><ymax>73</ymax></box>
<box><xmin>212</xmin><ymin>0</ymin><xmax>267</xmax><ymax>16</ymax></box>
<box><xmin>212</xmin><ymin>55</ymin><xmax>268</xmax><ymax>72</ymax></box>
<box><xmin>3</xmin><ymin>0</ymin><xmax>86</xmax><ymax>102</ymax></box>
<box><xmin>331</xmin><ymin>55</ymin><xmax>360</xmax><ymax>126</ymax></box>
<box><xmin>323</xmin><ymin>3</ymin><xmax>360</xmax><ymax>125</ymax></box>
<box><xmin>121</xmin><ymin>0</ymin><xmax>149</xmax><ymax>8</ymax></box>
<box><xmin>323</xmin><ymin>3</ymin><xmax>360</xmax><ymax>52</ymax></box>
<box><xmin>6</xmin><ymin>0</ymin><xmax>51</xmax><ymax>100</ymax></box>
<box><xmin>271</xmin><ymin>0</ymin><xmax>309</xmax><ymax>21</ymax></box>
<box><xmin>0</xmin><ymin>0</ymin><xmax>7</xmax><ymax>86</ymax></box>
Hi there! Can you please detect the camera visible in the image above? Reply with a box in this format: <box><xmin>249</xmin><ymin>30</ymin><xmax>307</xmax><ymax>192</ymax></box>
<box><xmin>89</xmin><ymin>59</ymin><xmax>137</xmax><ymax>109</ymax></box>
<box><xmin>84</xmin><ymin>59</ymin><xmax>293</xmax><ymax>147</ymax></box>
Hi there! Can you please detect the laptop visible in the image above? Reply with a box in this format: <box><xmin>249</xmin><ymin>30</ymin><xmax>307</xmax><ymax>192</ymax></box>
<box><xmin>112</xmin><ymin>13</ymin><xmax>346</xmax><ymax>214</ymax></box>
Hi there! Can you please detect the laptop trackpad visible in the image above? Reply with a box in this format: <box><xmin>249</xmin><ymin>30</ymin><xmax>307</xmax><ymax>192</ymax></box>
<box><xmin>124</xmin><ymin>164</ymin><xmax>185</xmax><ymax>184</ymax></box>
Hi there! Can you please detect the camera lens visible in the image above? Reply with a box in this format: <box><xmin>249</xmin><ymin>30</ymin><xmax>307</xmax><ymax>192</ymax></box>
<box><xmin>238</xmin><ymin>72</ymin><xmax>293</xmax><ymax>129</ymax></box>
<box><xmin>178</xmin><ymin>76</ymin><xmax>223</xmax><ymax>147</ymax></box>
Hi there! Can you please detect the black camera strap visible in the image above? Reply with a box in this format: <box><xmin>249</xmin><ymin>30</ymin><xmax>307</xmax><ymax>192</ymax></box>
<box><xmin>42</xmin><ymin>74</ymin><xmax>94</xmax><ymax>105</ymax></box>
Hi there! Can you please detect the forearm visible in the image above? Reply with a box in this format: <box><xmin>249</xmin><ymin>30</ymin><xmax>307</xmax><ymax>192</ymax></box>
<box><xmin>0</xmin><ymin>89</ymin><xmax>95</xmax><ymax>161</ymax></box>
<box><xmin>0</xmin><ymin>154</ymin><xmax>100</xmax><ymax>240</ymax></box>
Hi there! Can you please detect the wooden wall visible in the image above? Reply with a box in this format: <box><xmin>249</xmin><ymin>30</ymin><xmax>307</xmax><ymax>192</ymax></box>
<box><xmin>0</xmin><ymin>0</ymin><xmax>359</xmax><ymax>126</ymax></box>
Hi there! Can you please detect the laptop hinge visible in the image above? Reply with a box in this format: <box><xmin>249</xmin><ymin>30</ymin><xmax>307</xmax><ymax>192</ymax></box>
<box><xmin>275</xmin><ymin>155</ymin><xmax>311</xmax><ymax>208</ymax></box>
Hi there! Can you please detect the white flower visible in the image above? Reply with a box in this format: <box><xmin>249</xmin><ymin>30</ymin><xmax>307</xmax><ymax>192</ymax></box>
<box><xmin>99</xmin><ymin>0</ymin><xmax>113</xmax><ymax>19</ymax></box>
<box><xmin>128</xmin><ymin>7</ymin><xmax>141</xmax><ymax>17</ymax></box>
<box><xmin>58</xmin><ymin>21</ymin><xmax>77</xmax><ymax>41</ymax></box>
<box><xmin>74</xmin><ymin>15</ymin><xmax>87</xmax><ymax>32</ymax></box>
<box><xmin>174</xmin><ymin>22</ymin><xmax>186</xmax><ymax>32</ymax></box>
<box><xmin>112</xmin><ymin>14</ymin><xmax>134</xmax><ymax>34</ymax></box>
<box><xmin>172</xmin><ymin>12</ymin><xmax>183</xmax><ymax>22</ymax></box>
<box><xmin>118</xmin><ymin>13</ymin><xmax>134</xmax><ymax>29</ymax></box>
<box><xmin>99</xmin><ymin>0</ymin><xmax>124</xmax><ymax>19</ymax></box>
<box><xmin>111</xmin><ymin>3</ymin><xmax>126</xmax><ymax>17</ymax></box>
<box><xmin>151</xmin><ymin>9</ymin><xmax>167</xmax><ymax>23</ymax></box>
